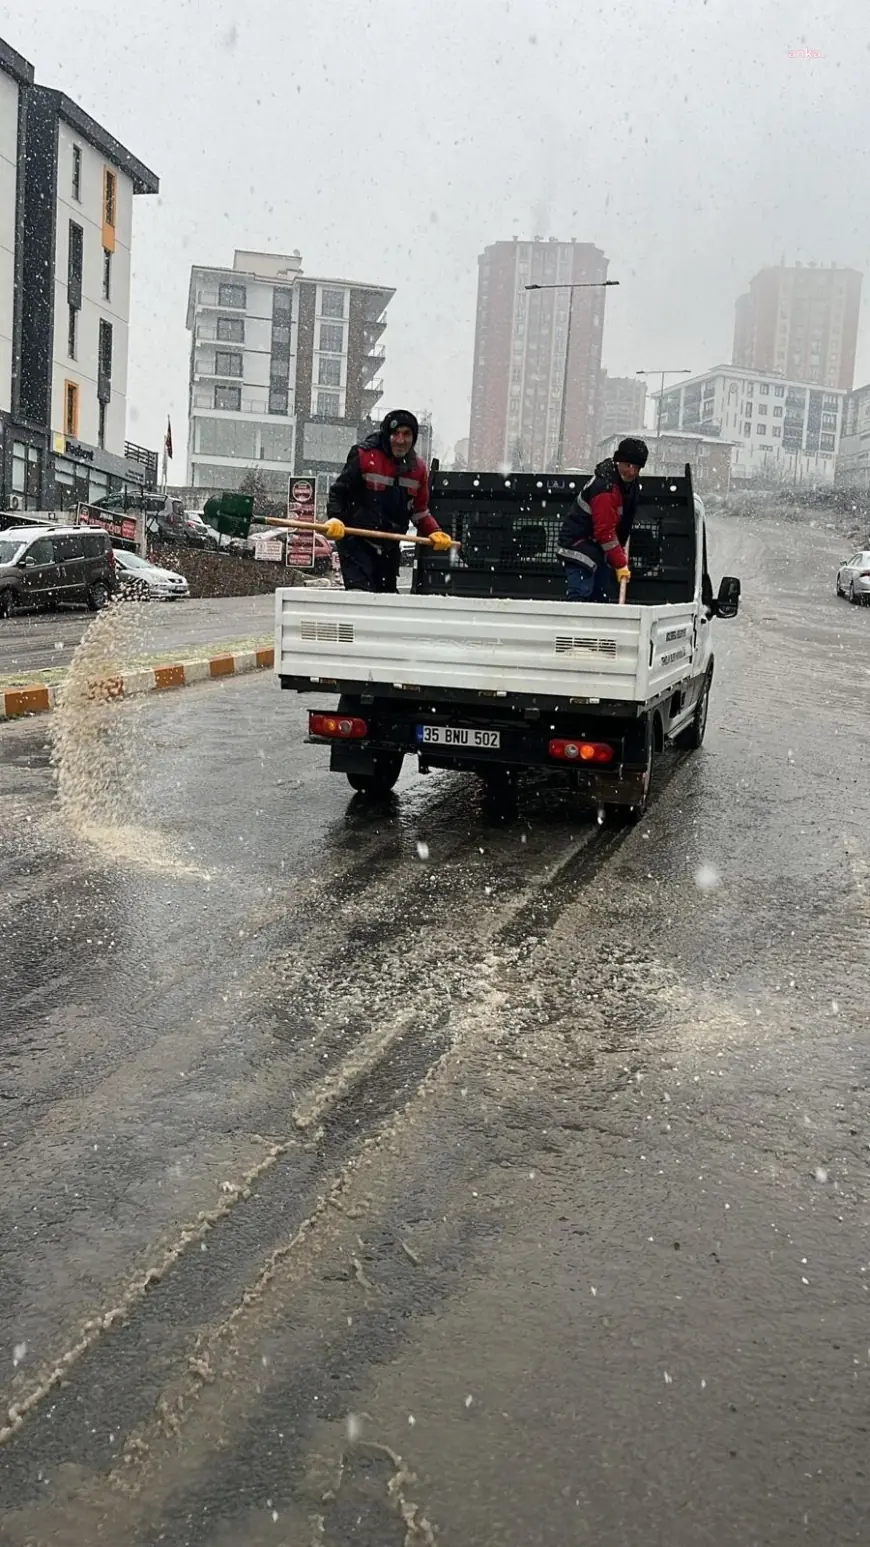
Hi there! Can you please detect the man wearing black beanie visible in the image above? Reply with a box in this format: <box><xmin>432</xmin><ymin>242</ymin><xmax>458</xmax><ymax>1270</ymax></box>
<box><xmin>558</xmin><ymin>437</ymin><xmax>649</xmax><ymax>602</ymax></box>
<box><xmin>324</xmin><ymin>409</ymin><xmax>451</xmax><ymax>592</ymax></box>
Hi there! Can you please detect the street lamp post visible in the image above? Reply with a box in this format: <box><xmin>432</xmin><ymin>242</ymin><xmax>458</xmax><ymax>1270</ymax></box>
<box><xmin>636</xmin><ymin>369</ymin><xmax>691</xmax><ymax>473</ymax></box>
<box><xmin>526</xmin><ymin>280</ymin><xmax>619</xmax><ymax>471</ymax></box>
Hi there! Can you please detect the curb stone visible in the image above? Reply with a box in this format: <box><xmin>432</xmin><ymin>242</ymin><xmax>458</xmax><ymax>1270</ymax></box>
<box><xmin>0</xmin><ymin>647</ymin><xmax>275</xmax><ymax>721</ymax></box>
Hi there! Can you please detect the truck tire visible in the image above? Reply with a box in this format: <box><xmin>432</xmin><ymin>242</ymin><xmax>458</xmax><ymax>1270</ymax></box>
<box><xmin>346</xmin><ymin>752</ymin><xmax>404</xmax><ymax>798</ymax></box>
<box><xmin>604</xmin><ymin>719</ymin><xmax>654</xmax><ymax>826</ymax></box>
<box><xmin>674</xmin><ymin>671</ymin><xmax>711</xmax><ymax>752</ymax></box>
<box><xmin>482</xmin><ymin>765</ymin><xmax>519</xmax><ymax>820</ymax></box>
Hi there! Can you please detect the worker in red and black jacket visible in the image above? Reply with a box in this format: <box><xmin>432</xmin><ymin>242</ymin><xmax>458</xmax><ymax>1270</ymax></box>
<box><xmin>558</xmin><ymin>437</ymin><xmax>649</xmax><ymax>602</ymax></box>
<box><xmin>324</xmin><ymin>409</ymin><xmax>452</xmax><ymax>592</ymax></box>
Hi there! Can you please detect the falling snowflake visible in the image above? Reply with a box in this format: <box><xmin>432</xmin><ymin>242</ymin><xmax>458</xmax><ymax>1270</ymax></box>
<box><xmin>415</xmin><ymin>840</ymin><xmax>430</xmax><ymax>861</ymax></box>
<box><xmin>815</xmin><ymin>1167</ymin><xmax>829</xmax><ymax>1184</ymax></box>
<box><xmin>12</xmin><ymin>1342</ymin><xmax>27</xmax><ymax>1368</ymax></box>
<box><xmin>694</xmin><ymin>863</ymin><xmax>721</xmax><ymax>893</ymax></box>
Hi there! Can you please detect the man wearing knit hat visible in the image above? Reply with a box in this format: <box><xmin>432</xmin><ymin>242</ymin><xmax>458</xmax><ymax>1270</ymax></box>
<box><xmin>324</xmin><ymin>409</ymin><xmax>452</xmax><ymax>593</ymax></box>
<box><xmin>558</xmin><ymin>437</ymin><xmax>649</xmax><ymax>602</ymax></box>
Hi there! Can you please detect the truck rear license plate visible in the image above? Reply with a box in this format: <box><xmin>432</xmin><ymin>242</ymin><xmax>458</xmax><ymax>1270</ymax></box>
<box><xmin>417</xmin><ymin>725</ymin><xmax>501</xmax><ymax>750</ymax></box>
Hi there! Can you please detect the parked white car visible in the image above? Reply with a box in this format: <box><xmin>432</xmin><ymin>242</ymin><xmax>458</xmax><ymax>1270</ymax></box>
<box><xmin>113</xmin><ymin>548</ymin><xmax>190</xmax><ymax>600</ymax></box>
<box><xmin>835</xmin><ymin>550</ymin><xmax>870</xmax><ymax>605</ymax></box>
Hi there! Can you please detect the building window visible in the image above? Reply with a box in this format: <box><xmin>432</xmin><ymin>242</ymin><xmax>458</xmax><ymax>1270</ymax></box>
<box><xmin>320</xmin><ymin>323</ymin><xmax>344</xmax><ymax>353</ymax></box>
<box><xmin>320</xmin><ymin>288</ymin><xmax>346</xmax><ymax>319</ymax></box>
<box><xmin>67</xmin><ymin>306</ymin><xmax>77</xmax><ymax>360</ymax></box>
<box><xmin>102</xmin><ymin>249</ymin><xmax>112</xmax><ymax>301</ymax></box>
<box><xmin>743</xmin><ymin>421</ymin><xmax>752</xmax><ymax>436</ymax></box>
<box><xmin>757</xmin><ymin>424</ymin><xmax>766</xmax><ymax>435</ymax></box>
<box><xmin>772</xmin><ymin>426</ymin><xmax>782</xmax><ymax>437</ymax></box>
<box><xmin>317</xmin><ymin>357</ymin><xmax>341</xmax><ymax>388</ymax></box>
<box><xmin>269</xmin><ymin>389</ymin><xmax>289</xmax><ymax>415</ymax></box>
<box><xmin>214</xmin><ymin>350</ymin><xmax>243</xmax><ymax>378</ymax></box>
<box><xmin>102</xmin><ymin>168</ymin><xmax>117</xmax><ymax>253</ymax></box>
<box><xmin>217</xmin><ymin>315</ymin><xmax>245</xmax><ymax>343</ymax></box>
<box><xmin>258</xmin><ymin>423</ymin><xmax>294</xmax><ymax>462</ymax></box>
<box><xmin>68</xmin><ymin>221</ymin><xmax>83</xmax><ymax>311</ymax></box>
<box><xmin>758</xmin><ymin>404</ymin><xmax>768</xmax><ymax>415</ymax></box>
<box><xmin>316</xmin><ymin>390</ymin><xmax>340</xmax><ymax>415</ymax></box>
<box><xmin>97</xmin><ymin>317</ymin><xmax>112</xmax><ymax>402</ymax></box>
<box><xmin>214</xmin><ymin>384</ymin><xmax>241</xmax><ymax>410</ymax></box>
<box><xmin>72</xmin><ymin>144</ymin><xmax>82</xmax><ymax>201</ymax></box>
<box><xmin>218</xmin><ymin>282</ymin><xmax>246</xmax><ymax>309</ymax></box>
<box><xmin>773</xmin><ymin>406</ymin><xmax>783</xmax><ymax>417</ymax></box>
<box><xmin>64</xmin><ymin>381</ymin><xmax>79</xmax><ymax>438</ymax></box>
<box><xmin>760</xmin><ymin>383</ymin><xmax>769</xmax><ymax>394</ymax></box>
<box><xmin>98</xmin><ymin>401</ymin><xmax>107</xmax><ymax>450</ymax></box>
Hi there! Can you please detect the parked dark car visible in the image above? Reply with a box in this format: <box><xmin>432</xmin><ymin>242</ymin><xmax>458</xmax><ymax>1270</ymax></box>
<box><xmin>0</xmin><ymin>525</ymin><xmax>116</xmax><ymax>616</ymax></box>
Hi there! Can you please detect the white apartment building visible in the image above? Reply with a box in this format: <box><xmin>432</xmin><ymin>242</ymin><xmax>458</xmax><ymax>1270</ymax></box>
<box><xmin>0</xmin><ymin>41</ymin><xmax>30</xmax><ymax>423</ymax></box>
<box><xmin>0</xmin><ymin>37</ymin><xmax>159</xmax><ymax>510</ymax></box>
<box><xmin>186</xmin><ymin>250</ymin><xmax>394</xmax><ymax>492</ymax></box>
<box><xmin>654</xmin><ymin>365</ymin><xmax>846</xmax><ymax>486</ymax></box>
<box><xmin>835</xmin><ymin>382</ymin><xmax>870</xmax><ymax>491</ymax></box>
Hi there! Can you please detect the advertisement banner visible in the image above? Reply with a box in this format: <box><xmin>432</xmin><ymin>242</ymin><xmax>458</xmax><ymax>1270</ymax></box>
<box><xmin>287</xmin><ymin>478</ymin><xmax>316</xmax><ymax>568</ymax></box>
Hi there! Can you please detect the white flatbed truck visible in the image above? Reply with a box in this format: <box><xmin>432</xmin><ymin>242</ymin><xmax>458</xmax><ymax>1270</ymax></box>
<box><xmin>275</xmin><ymin>467</ymin><xmax>740</xmax><ymax>822</ymax></box>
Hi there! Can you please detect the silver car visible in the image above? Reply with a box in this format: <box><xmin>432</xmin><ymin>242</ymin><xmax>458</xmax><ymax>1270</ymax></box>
<box><xmin>113</xmin><ymin>548</ymin><xmax>190</xmax><ymax>600</ymax></box>
<box><xmin>835</xmin><ymin>550</ymin><xmax>870</xmax><ymax>605</ymax></box>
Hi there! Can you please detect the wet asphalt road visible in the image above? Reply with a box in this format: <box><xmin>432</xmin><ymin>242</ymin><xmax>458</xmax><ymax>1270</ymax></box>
<box><xmin>0</xmin><ymin>594</ymin><xmax>275</xmax><ymax>678</ymax></box>
<box><xmin>1</xmin><ymin>513</ymin><xmax>869</xmax><ymax>1546</ymax></box>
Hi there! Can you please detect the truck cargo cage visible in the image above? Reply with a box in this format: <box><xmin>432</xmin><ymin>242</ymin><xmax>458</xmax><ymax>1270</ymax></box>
<box><xmin>416</xmin><ymin>467</ymin><xmax>697</xmax><ymax>606</ymax></box>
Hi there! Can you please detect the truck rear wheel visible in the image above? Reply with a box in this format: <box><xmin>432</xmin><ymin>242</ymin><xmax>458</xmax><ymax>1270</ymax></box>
<box><xmin>603</xmin><ymin>720</ymin><xmax>654</xmax><ymax>826</ymax></box>
<box><xmin>346</xmin><ymin>752</ymin><xmax>404</xmax><ymax>798</ymax></box>
<box><xmin>482</xmin><ymin>765</ymin><xmax>519</xmax><ymax>821</ymax></box>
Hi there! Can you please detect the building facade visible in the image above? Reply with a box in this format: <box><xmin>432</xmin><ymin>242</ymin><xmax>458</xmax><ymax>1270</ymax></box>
<box><xmin>186</xmin><ymin>250</ymin><xmax>394</xmax><ymax>492</ymax></box>
<box><xmin>0</xmin><ymin>36</ymin><xmax>159</xmax><ymax>511</ymax></box>
<box><xmin>468</xmin><ymin>237</ymin><xmax>609</xmax><ymax>473</ymax></box>
<box><xmin>732</xmin><ymin>263</ymin><xmax>862</xmax><ymax>393</ymax></box>
<box><xmin>654</xmin><ymin>366</ymin><xmax>845</xmax><ymax>486</ymax></box>
<box><xmin>599</xmin><ymin>372</ymin><xmax>647</xmax><ymax>444</ymax></box>
<box><xmin>835</xmin><ymin>383</ymin><xmax>870</xmax><ymax>491</ymax></box>
<box><xmin>597</xmin><ymin>428</ymin><xmax>733</xmax><ymax>494</ymax></box>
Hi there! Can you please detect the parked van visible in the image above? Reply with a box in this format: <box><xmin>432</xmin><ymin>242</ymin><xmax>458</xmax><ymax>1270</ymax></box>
<box><xmin>0</xmin><ymin>525</ymin><xmax>116</xmax><ymax>617</ymax></box>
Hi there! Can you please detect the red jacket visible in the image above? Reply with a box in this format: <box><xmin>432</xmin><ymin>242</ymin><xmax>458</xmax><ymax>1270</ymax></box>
<box><xmin>327</xmin><ymin>437</ymin><xmax>438</xmax><ymax>537</ymax></box>
<box><xmin>558</xmin><ymin>460</ymin><xmax>637</xmax><ymax>571</ymax></box>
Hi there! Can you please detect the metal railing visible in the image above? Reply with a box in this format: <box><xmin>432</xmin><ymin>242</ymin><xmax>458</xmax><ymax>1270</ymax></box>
<box><xmin>124</xmin><ymin>442</ymin><xmax>159</xmax><ymax>486</ymax></box>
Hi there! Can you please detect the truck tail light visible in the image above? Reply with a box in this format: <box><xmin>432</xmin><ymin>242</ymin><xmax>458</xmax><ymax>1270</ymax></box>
<box><xmin>309</xmin><ymin>711</ymin><xmax>368</xmax><ymax>740</ymax></box>
<box><xmin>548</xmin><ymin>739</ymin><xmax>614</xmax><ymax>764</ymax></box>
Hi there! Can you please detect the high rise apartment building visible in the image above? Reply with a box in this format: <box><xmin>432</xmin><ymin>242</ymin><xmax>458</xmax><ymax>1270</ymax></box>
<box><xmin>732</xmin><ymin>263</ymin><xmax>862</xmax><ymax>392</ymax></box>
<box><xmin>468</xmin><ymin>237</ymin><xmax>609</xmax><ymax>472</ymax></box>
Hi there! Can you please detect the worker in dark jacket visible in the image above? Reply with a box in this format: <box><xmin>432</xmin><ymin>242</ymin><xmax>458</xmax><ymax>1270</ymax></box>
<box><xmin>558</xmin><ymin>437</ymin><xmax>649</xmax><ymax>602</ymax></box>
<box><xmin>325</xmin><ymin>410</ymin><xmax>452</xmax><ymax>592</ymax></box>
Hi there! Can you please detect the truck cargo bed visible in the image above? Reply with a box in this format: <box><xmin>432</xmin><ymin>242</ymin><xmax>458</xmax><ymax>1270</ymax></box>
<box><xmin>276</xmin><ymin>589</ymin><xmax>698</xmax><ymax>706</ymax></box>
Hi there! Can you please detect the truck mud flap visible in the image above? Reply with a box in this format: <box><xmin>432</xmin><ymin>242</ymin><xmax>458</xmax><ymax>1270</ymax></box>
<box><xmin>329</xmin><ymin>744</ymin><xmax>381</xmax><ymax>776</ymax></box>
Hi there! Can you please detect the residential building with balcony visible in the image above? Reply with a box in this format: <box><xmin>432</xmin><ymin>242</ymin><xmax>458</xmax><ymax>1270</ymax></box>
<box><xmin>186</xmin><ymin>250</ymin><xmax>394</xmax><ymax>493</ymax></box>
<box><xmin>653</xmin><ymin>365</ymin><xmax>846</xmax><ymax>487</ymax></box>
<box><xmin>0</xmin><ymin>35</ymin><xmax>159</xmax><ymax>510</ymax></box>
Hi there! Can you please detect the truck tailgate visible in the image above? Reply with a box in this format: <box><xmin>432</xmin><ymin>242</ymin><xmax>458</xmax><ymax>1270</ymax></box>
<box><xmin>276</xmin><ymin>591</ymin><xmax>699</xmax><ymax>703</ymax></box>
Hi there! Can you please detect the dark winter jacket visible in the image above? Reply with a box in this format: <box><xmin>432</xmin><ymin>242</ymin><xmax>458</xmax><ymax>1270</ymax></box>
<box><xmin>326</xmin><ymin>412</ymin><xmax>438</xmax><ymax>538</ymax></box>
<box><xmin>558</xmin><ymin>458</ymin><xmax>638</xmax><ymax>572</ymax></box>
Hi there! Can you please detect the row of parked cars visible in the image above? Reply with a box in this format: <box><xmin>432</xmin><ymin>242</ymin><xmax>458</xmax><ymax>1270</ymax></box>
<box><xmin>0</xmin><ymin>523</ymin><xmax>191</xmax><ymax>617</ymax></box>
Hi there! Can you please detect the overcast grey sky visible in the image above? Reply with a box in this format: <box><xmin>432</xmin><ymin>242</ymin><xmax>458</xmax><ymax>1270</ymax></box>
<box><xmin>5</xmin><ymin>0</ymin><xmax>868</xmax><ymax>462</ymax></box>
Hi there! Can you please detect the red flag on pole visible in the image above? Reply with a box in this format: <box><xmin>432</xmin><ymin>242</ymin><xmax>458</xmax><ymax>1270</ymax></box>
<box><xmin>165</xmin><ymin>416</ymin><xmax>173</xmax><ymax>460</ymax></box>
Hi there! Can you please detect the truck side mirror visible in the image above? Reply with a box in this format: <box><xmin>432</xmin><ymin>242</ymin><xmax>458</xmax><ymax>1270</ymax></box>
<box><xmin>715</xmin><ymin>576</ymin><xmax>740</xmax><ymax>618</ymax></box>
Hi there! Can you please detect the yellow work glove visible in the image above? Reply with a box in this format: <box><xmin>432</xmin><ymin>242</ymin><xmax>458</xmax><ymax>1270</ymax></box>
<box><xmin>324</xmin><ymin>518</ymin><xmax>346</xmax><ymax>540</ymax></box>
<box><xmin>615</xmin><ymin>566</ymin><xmax>631</xmax><ymax>585</ymax></box>
<box><xmin>428</xmin><ymin>529</ymin><xmax>453</xmax><ymax>552</ymax></box>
